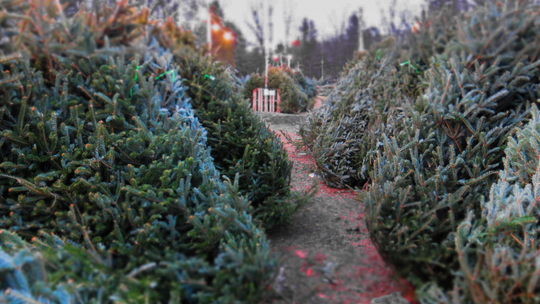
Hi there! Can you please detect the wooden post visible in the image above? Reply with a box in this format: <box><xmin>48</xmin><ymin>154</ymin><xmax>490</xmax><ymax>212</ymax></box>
<box><xmin>264</xmin><ymin>91</ymin><xmax>267</xmax><ymax>112</ymax></box>
<box><xmin>208</xmin><ymin>4</ymin><xmax>212</xmax><ymax>52</ymax></box>
<box><xmin>258</xmin><ymin>88</ymin><xmax>263</xmax><ymax>111</ymax></box>
<box><xmin>252</xmin><ymin>88</ymin><xmax>257</xmax><ymax>110</ymax></box>
<box><xmin>276</xmin><ymin>89</ymin><xmax>281</xmax><ymax>113</ymax></box>
<box><xmin>321</xmin><ymin>58</ymin><xmax>324</xmax><ymax>79</ymax></box>
<box><xmin>251</xmin><ymin>88</ymin><xmax>280</xmax><ymax>113</ymax></box>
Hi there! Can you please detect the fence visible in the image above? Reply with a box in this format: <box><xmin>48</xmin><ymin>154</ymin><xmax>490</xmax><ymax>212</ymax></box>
<box><xmin>252</xmin><ymin>88</ymin><xmax>281</xmax><ymax>112</ymax></box>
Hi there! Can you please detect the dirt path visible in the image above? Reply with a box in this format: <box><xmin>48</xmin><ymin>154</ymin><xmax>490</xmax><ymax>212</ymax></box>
<box><xmin>258</xmin><ymin>112</ymin><xmax>417</xmax><ymax>304</ymax></box>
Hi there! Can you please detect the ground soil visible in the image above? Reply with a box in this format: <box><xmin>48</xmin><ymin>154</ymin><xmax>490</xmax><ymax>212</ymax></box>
<box><xmin>257</xmin><ymin>110</ymin><xmax>417</xmax><ymax>304</ymax></box>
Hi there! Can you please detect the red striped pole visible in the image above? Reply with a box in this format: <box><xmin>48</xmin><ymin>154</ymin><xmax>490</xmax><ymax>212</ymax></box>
<box><xmin>252</xmin><ymin>89</ymin><xmax>257</xmax><ymax>110</ymax></box>
<box><xmin>276</xmin><ymin>89</ymin><xmax>281</xmax><ymax>113</ymax></box>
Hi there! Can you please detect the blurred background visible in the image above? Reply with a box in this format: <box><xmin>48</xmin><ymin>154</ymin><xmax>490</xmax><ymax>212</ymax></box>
<box><xmin>58</xmin><ymin>0</ymin><xmax>533</xmax><ymax>83</ymax></box>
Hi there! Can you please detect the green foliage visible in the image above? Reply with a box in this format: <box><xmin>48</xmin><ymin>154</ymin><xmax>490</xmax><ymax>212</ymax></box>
<box><xmin>363</xmin><ymin>50</ymin><xmax>539</xmax><ymax>289</ymax></box>
<box><xmin>298</xmin><ymin>111</ymin><xmax>364</xmax><ymax>188</ymax></box>
<box><xmin>243</xmin><ymin>73</ymin><xmax>264</xmax><ymax>102</ymax></box>
<box><xmin>402</xmin><ymin>6</ymin><xmax>458</xmax><ymax>66</ymax></box>
<box><xmin>298</xmin><ymin>54</ymin><xmax>420</xmax><ymax>188</ymax></box>
<box><xmin>0</xmin><ymin>233</ymin><xmax>75</xmax><ymax>304</ymax></box>
<box><xmin>0</xmin><ymin>49</ymin><xmax>277</xmax><ymax>302</ymax></box>
<box><xmin>361</xmin><ymin>2</ymin><xmax>540</xmax><ymax>291</ymax></box>
<box><xmin>170</xmin><ymin>55</ymin><xmax>297</xmax><ymax>229</ymax></box>
<box><xmin>0</xmin><ymin>230</ymin><xmax>153</xmax><ymax>304</ymax></box>
<box><xmin>0</xmin><ymin>0</ymin><xmax>29</xmax><ymax>56</ymax></box>
<box><xmin>300</xmin><ymin>0</ymin><xmax>540</xmax><ymax>300</ymax></box>
<box><xmin>293</xmin><ymin>71</ymin><xmax>318</xmax><ymax>106</ymax></box>
<box><xmin>0</xmin><ymin>0</ymin><xmax>290</xmax><ymax>302</ymax></box>
<box><xmin>421</xmin><ymin>105</ymin><xmax>540</xmax><ymax>304</ymax></box>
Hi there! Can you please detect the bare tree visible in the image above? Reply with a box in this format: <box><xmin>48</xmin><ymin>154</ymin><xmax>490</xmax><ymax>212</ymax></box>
<box><xmin>176</xmin><ymin>0</ymin><xmax>204</xmax><ymax>30</ymax></box>
<box><xmin>246</xmin><ymin>1</ymin><xmax>264</xmax><ymax>51</ymax></box>
<box><xmin>379</xmin><ymin>0</ymin><xmax>413</xmax><ymax>37</ymax></box>
<box><xmin>245</xmin><ymin>0</ymin><xmax>273</xmax><ymax>52</ymax></box>
<box><xmin>282</xmin><ymin>0</ymin><xmax>294</xmax><ymax>52</ymax></box>
<box><xmin>327</xmin><ymin>7</ymin><xmax>347</xmax><ymax>37</ymax></box>
<box><xmin>268</xmin><ymin>4</ymin><xmax>273</xmax><ymax>47</ymax></box>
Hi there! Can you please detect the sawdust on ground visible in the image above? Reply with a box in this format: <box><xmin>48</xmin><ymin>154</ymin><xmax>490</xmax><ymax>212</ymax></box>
<box><xmin>256</xmin><ymin>111</ymin><xmax>417</xmax><ymax>304</ymax></box>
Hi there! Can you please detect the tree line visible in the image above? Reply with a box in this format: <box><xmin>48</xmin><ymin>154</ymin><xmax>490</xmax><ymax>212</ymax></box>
<box><xmin>57</xmin><ymin>0</ymin><xmax>538</xmax><ymax>81</ymax></box>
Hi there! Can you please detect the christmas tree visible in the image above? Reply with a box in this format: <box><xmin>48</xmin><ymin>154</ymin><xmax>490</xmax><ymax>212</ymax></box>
<box><xmin>422</xmin><ymin>105</ymin><xmax>540</xmax><ymax>303</ymax></box>
<box><xmin>0</xmin><ymin>0</ymin><xmax>298</xmax><ymax>302</ymax></box>
<box><xmin>300</xmin><ymin>0</ymin><xmax>540</xmax><ymax>301</ymax></box>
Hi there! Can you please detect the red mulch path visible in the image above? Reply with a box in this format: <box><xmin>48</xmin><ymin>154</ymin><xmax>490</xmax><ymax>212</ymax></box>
<box><xmin>276</xmin><ymin>131</ymin><xmax>418</xmax><ymax>304</ymax></box>
<box><xmin>313</xmin><ymin>96</ymin><xmax>324</xmax><ymax>109</ymax></box>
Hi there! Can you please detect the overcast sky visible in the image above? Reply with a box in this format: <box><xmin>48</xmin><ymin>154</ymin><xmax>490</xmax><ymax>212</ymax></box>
<box><xmin>217</xmin><ymin>0</ymin><xmax>426</xmax><ymax>48</ymax></box>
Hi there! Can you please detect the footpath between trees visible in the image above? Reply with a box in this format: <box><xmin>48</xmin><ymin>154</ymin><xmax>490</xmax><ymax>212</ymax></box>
<box><xmin>258</xmin><ymin>111</ymin><xmax>417</xmax><ymax>304</ymax></box>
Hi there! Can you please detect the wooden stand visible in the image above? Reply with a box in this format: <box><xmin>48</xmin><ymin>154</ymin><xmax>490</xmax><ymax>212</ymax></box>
<box><xmin>252</xmin><ymin>88</ymin><xmax>281</xmax><ymax>112</ymax></box>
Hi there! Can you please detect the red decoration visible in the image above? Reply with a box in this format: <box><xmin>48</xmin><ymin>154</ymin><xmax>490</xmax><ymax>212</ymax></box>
<box><xmin>291</xmin><ymin>39</ymin><xmax>300</xmax><ymax>47</ymax></box>
<box><xmin>412</xmin><ymin>21</ymin><xmax>422</xmax><ymax>34</ymax></box>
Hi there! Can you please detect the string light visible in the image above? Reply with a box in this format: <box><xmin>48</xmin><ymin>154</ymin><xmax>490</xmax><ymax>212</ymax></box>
<box><xmin>131</xmin><ymin>67</ymin><xmax>176</xmax><ymax>98</ymax></box>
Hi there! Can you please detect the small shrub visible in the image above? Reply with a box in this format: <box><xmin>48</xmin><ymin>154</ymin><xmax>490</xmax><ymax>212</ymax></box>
<box><xmin>293</xmin><ymin>71</ymin><xmax>318</xmax><ymax>107</ymax></box>
<box><xmin>362</xmin><ymin>50</ymin><xmax>539</xmax><ymax>289</ymax></box>
<box><xmin>362</xmin><ymin>2</ymin><xmax>540</xmax><ymax>291</ymax></box>
<box><xmin>173</xmin><ymin>56</ymin><xmax>298</xmax><ymax>229</ymax></box>
<box><xmin>243</xmin><ymin>73</ymin><xmax>263</xmax><ymax>102</ymax></box>
<box><xmin>243</xmin><ymin>65</ymin><xmax>313</xmax><ymax>113</ymax></box>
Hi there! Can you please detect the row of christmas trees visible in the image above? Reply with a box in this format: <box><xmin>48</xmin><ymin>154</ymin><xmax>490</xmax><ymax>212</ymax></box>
<box><xmin>0</xmin><ymin>0</ymin><xmax>311</xmax><ymax>302</ymax></box>
<box><xmin>300</xmin><ymin>0</ymin><xmax>540</xmax><ymax>302</ymax></box>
